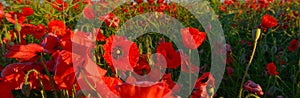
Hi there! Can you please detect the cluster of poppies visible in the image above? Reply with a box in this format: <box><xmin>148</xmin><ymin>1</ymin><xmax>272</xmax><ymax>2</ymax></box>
<box><xmin>219</xmin><ymin>0</ymin><xmax>299</xmax><ymax>97</ymax></box>
<box><xmin>0</xmin><ymin>0</ymin><xmax>217</xmax><ymax>98</ymax></box>
<box><xmin>0</xmin><ymin>0</ymin><xmax>300</xmax><ymax>98</ymax></box>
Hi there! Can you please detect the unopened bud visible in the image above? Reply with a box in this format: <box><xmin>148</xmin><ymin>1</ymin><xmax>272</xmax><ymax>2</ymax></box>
<box><xmin>21</xmin><ymin>83</ymin><xmax>31</xmax><ymax>97</ymax></box>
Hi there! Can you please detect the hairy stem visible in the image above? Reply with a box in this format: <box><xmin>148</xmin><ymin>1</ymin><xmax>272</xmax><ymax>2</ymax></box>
<box><xmin>238</xmin><ymin>29</ymin><xmax>261</xmax><ymax>98</ymax></box>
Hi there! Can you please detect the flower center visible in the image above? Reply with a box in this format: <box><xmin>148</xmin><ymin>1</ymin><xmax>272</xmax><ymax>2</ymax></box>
<box><xmin>112</xmin><ymin>47</ymin><xmax>123</xmax><ymax>59</ymax></box>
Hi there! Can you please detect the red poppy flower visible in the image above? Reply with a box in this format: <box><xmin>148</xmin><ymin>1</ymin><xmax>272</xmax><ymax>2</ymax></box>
<box><xmin>60</xmin><ymin>29</ymin><xmax>74</xmax><ymax>52</ymax></box>
<box><xmin>54</xmin><ymin>67</ymin><xmax>75</xmax><ymax>90</ymax></box>
<box><xmin>34</xmin><ymin>24</ymin><xmax>47</xmax><ymax>39</ymax></box>
<box><xmin>103</xmin><ymin>35</ymin><xmax>140</xmax><ymax>71</ymax></box>
<box><xmin>266</xmin><ymin>62</ymin><xmax>279</xmax><ymax>75</ymax></box>
<box><xmin>74</xmin><ymin>54</ymin><xmax>107</xmax><ymax>81</ymax></box>
<box><xmin>98</xmin><ymin>13</ymin><xmax>120</xmax><ymax>28</ymax></box>
<box><xmin>51</xmin><ymin>0</ymin><xmax>68</xmax><ymax>12</ymax></box>
<box><xmin>0</xmin><ymin>3</ymin><xmax>4</xmax><ymax>21</ymax></box>
<box><xmin>261</xmin><ymin>14</ymin><xmax>278</xmax><ymax>28</ymax></box>
<box><xmin>224</xmin><ymin>0</ymin><xmax>235</xmax><ymax>5</ymax></box>
<box><xmin>21</xmin><ymin>7</ymin><xmax>34</xmax><ymax>16</ymax></box>
<box><xmin>258</xmin><ymin>0</ymin><xmax>270</xmax><ymax>8</ymax></box>
<box><xmin>18</xmin><ymin>24</ymin><xmax>31</xmax><ymax>38</ymax></box>
<box><xmin>147</xmin><ymin>0</ymin><xmax>155</xmax><ymax>3</ymax></box>
<box><xmin>40</xmin><ymin>33</ymin><xmax>60</xmax><ymax>53</ymax></box>
<box><xmin>0</xmin><ymin>82</ymin><xmax>14</xmax><ymax>98</ymax></box>
<box><xmin>135</xmin><ymin>0</ymin><xmax>143</xmax><ymax>3</ymax></box>
<box><xmin>161</xmin><ymin>74</ymin><xmax>180</xmax><ymax>93</ymax></box>
<box><xmin>181</xmin><ymin>27</ymin><xmax>206</xmax><ymax>49</ymax></box>
<box><xmin>94</xmin><ymin>28</ymin><xmax>105</xmax><ymax>41</ymax></box>
<box><xmin>83</xmin><ymin>7</ymin><xmax>95</xmax><ymax>20</ymax></box>
<box><xmin>2</xmin><ymin>72</ymin><xmax>26</xmax><ymax>89</ymax></box>
<box><xmin>158</xmin><ymin>4</ymin><xmax>167</xmax><ymax>12</ymax></box>
<box><xmin>156</xmin><ymin>42</ymin><xmax>181</xmax><ymax>69</ymax></box>
<box><xmin>53</xmin><ymin>50</ymin><xmax>76</xmax><ymax>90</ymax></box>
<box><xmin>167</xmin><ymin>3</ymin><xmax>177</xmax><ymax>13</ymax></box>
<box><xmin>226</xmin><ymin>66</ymin><xmax>234</xmax><ymax>76</ymax></box>
<box><xmin>157</xmin><ymin>0</ymin><xmax>164</xmax><ymax>3</ymax></box>
<box><xmin>133</xmin><ymin>55</ymin><xmax>151</xmax><ymax>75</ymax></box>
<box><xmin>219</xmin><ymin>5</ymin><xmax>227</xmax><ymax>12</ymax></box>
<box><xmin>117</xmin><ymin>81</ymin><xmax>172</xmax><ymax>98</ymax></box>
<box><xmin>243</xmin><ymin>80</ymin><xmax>264</xmax><ymax>96</ymax></box>
<box><xmin>5</xmin><ymin>44</ymin><xmax>44</xmax><ymax>62</ymax></box>
<box><xmin>288</xmin><ymin>39</ymin><xmax>298</xmax><ymax>52</ymax></box>
<box><xmin>137</xmin><ymin>6</ymin><xmax>144</xmax><ymax>14</ymax></box>
<box><xmin>20</xmin><ymin>24</ymin><xmax>46</xmax><ymax>39</ymax></box>
<box><xmin>5</xmin><ymin>11</ymin><xmax>26</xmax><ymax>24</ymax></box>
<box><xmin>102</xmin><ymin>76</ymin><xmax>123</xmax><ymax>96</ymax></box>
<box><xmin>48</xmin><ymin>20</ymin><xmax>66</xmax><ymax>37</ymax></box>
<box><xmin>27</xmin><ymin>72</ymin><xmax>52</xmax><ymax>91</ymax></box>
<box><xmin>191</xmin><ymin>72</ymin><xmax>215</xmax><ymax>98</ymax></box>
<box><xmin>1</xmin><ymin>62</ymin><xmax>33</xmax><ymax>77</ymax></box>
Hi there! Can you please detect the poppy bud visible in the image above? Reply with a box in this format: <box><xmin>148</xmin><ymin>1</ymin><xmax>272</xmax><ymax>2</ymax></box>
<box><xmin>252</xmin><ymin>29</ymin><xmax>261</xmax><ymax>41</ymax></box>
<box><xmin>15</xmin><ymin>23</ymin><xmax>21</xmax><ymax>32</ymax></box>
<box><xmin>208</xmin><ymin>86</ymin><xmax>215</xmax><ymax>97</ymax></box>
<box><xmin>22</xmin><ymin>83</ymin><xmax>31</xmax><ymax>97</ymax></box>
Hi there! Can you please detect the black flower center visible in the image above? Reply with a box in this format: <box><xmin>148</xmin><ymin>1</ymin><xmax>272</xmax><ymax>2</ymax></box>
<box><xmin>112</xmin><ymin>47</ymin><xmax>123</xmax><ymax>59</ymax></box>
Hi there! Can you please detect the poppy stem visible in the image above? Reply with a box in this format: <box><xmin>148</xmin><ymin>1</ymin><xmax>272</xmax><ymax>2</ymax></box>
<box><xmin>72</xmin><ymin>84</ymin><xmax>76</xmax><ymax>98</ymax></box>
<box><xmin>238</xmin><ymin>29</ymin><xmax>261</xmax><ymax>98</ymax></box>
<box><xmin>266</xmin><ymin>76</ymin><xmax>271</xmax><ymax>91</ymax></box>
<box><xmin>40</xmin><ymin>53</ymin><xmax>58</xmax><ymax>98</ymax></box>
<box><xmin>24</xmin><ymin>69</ymin><xmax>46</xmax><ymax>98</ymax></box>
<box><xmin>14</xmin><ymin>15</ymin><xmax>21</xmax><ymax>44</ymax></box>
<box><xmin>80</xmin><ymin>69</ymin><xmax>102</xmax><ymax>98</ymax></box>
<box><xmin>245</xmin><ymin>94</ymin><xmax>260</xmax><ymax>98</ymax></box>
<box><xmin>188</xmin><ymin>49</ymin><xmax>192</xmax><ymax>95</ymax></box>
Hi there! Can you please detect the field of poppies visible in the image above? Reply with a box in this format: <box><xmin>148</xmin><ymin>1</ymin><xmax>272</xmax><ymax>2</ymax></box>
<box><xmin>0</xmin><ymin>0</ymin><xmax>299</xmax><ymax>98</ymax></box>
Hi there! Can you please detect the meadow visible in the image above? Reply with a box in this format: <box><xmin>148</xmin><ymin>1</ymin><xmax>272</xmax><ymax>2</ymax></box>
<box><xmin>0</xmin><ymin>0</ymin><xmax>299</xmax><ymax>98</ymax></box>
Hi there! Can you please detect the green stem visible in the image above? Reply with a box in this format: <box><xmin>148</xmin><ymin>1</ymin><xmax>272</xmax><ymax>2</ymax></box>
<box><xmin>24</xmin><ymin>69</ymin><xmax>46</xmax><ymax>98</ymax></box>
<box><xmin>188</xmin><ymin>49</ymin><xmax>192</xmax><ymax>95</ymax></box>
<box><xmin>266</xmin><ymin>76</ymin><xmax>272</xmax><ymax>91</ymax></box>
<box><xmin>40</xmin><ymin>53</ymin><xmax>58</xmax><ymax>98</ymax></box>
<box><xmin>80</xmin><ymin>69</ymin><xmax>102</xmax><ymax>98</ymax></box>
<box><xmin>245</xmin><ymin>94</ymin><xmax>260</xmax><ymax>98</ymax></box>
<box><xmin>238</xmin><ymin>29</ymin><xmax>261</xmax><ymax>98</ymax></box>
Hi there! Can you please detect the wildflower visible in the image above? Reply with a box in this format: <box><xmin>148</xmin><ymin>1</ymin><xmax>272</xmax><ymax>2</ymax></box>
<box><xmin>5</xmin><ymin>12</ymin><xmax>26</xmax><ymax>24</ymax></box>
<box><xmin>103</xmin><ymin>35</ymin><xmax>140</xmax><ymax>71</ymax></box>
<box><xmin>83</xmin><ymin>7</ymin><xmax>95</xmax><ymax>20</ymax></box>
<box><xmin>266</xmin><ymin>62</ymin><xmax>279</xmax><ymax>75</ymax></box>
<box><xmin>191</xmin><ymin>72</ymin><xmax>215</xmax><ymax>98</ymax></box>
<box><xmin>21</xmin><ymin>7</ymin><xmax>34</xmax><ymax>16</ymax></box>
<box><xmin>48</xmin><ymin>20</ymin><xmax>66</xmax><ymax>37</ymax></box>
<box><xmin>288</xmin><ymin>39</ymin><xmax>298</xmax><ymax>52</ymax></box>
<box><xmin>181</xmin><ymin>27</ymin><xmax>206</xmax><ymax>49</ymax></box>
<box><xmin>117</xmin><ymin>81</ymin><xmax>172</xmax><ymax>98</ymax></box>
<box><xmin>156</xmin><ymin>42</ymin><xmax>181</xmax><ymax>69</ymax></box>
<box><xmin>244</xmin><ymin>80</ymin><xmax>264</xmax><ymax>96</ymax></box>
<box><xmin>261</xmin><ymin>14</ymin><xmax>278</xmax><ymax>28</ymax></box>
<box><xmin>5</xmin><ymin>44</ymin><xmax>44</xmax><ymax>62</ymax></box>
